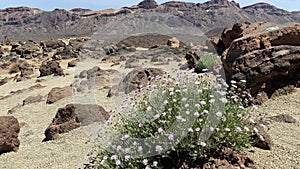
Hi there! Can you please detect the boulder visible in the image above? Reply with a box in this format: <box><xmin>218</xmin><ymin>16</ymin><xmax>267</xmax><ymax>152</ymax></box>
<box><xmin>39</xmin><ymin>60</ymin><xmax>64</xmax><ymax>77</ymax></box>
<box><xmin>43</xmin><ymin>104</ymin><xmax>109</xmax><ymax>141</ymax></box>
<box><xmin>46</xmin><ymin>86</ymin><xmax>72</xmax><ymax>104</ymax></box>
<box><xmin>0</xmin><ymin>116</ymin><xmax>20</xmax><ymax>154</ymax></box>
<box><xmin>167</xmin><ymin>37</ymin><xmax>180</xmax><ymax>48</ymax></box>
<box><xmin>110</xmin><ymin>68</ymin><xmax>164</xmax><ymax>96</ymax></box>
<box><xmin>212</xmin><ymin>22</ymin><xmax>300</xmax><ymax>101</ymax></box>
<box><xmin>67</xmin><ymin>60</ymin><xmax>77</xmax><ymax>67</ymax></box>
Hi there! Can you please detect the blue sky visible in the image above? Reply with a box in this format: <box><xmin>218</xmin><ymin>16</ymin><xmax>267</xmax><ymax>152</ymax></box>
<box><xmin>0</xmin><ymin>0</ymin><xmax>298</xmax><ymax>12</ymax></box>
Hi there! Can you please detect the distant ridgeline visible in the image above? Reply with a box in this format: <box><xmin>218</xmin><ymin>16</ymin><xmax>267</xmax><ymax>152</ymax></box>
<box><xmin>0</xmin><ymin>0</ymin><xmax>299</xmax><ymax>41</ymax></box>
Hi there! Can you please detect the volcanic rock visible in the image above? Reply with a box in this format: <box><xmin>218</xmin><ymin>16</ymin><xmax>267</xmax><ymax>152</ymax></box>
<box><xmin>46</xmin><ymin>86</ymin><xmax>72</xmax><ymax>104</ymax></box>
<box><xmin>39</xmin><ymin>60</ymin><xmax>64</xmax><ymax>77</ymax></box>
<box><xmin>138</xmin><ymin>0</ymin><xmax>158</xmax><ymax>9</ymax></box>
<box><xmin>44</xmin><ymin>104</ymin><xmax>109</xmax><ymax>141</ymax></box>
<box><xmin>212</xmin><ymin>22</ymin><xmax>300</xmax><ymax>101</ymax></box>
<box><xmin>0</xmin><ymin>116</ymin><xmax>20</xmax><ymax>154</ymax></box>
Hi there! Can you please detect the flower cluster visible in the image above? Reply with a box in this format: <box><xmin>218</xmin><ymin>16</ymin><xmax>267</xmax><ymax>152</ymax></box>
<box><xmin>88</xmin><ymin>69</ymin><xmax>257</xmax><ymax>169</ymax></box>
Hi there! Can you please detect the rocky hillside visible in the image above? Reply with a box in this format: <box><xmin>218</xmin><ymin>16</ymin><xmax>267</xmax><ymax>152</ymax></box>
<box><xmin>0</xmin><ymin>0</ymin><xmax>299</xmax><ymax>41</ymax></box>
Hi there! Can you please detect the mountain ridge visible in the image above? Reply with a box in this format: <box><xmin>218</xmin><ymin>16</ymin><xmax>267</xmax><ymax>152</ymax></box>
<box><xmin>0</xmin><ymin>0</ymin><xmax>299</xmax><ymax>41</ymax></box>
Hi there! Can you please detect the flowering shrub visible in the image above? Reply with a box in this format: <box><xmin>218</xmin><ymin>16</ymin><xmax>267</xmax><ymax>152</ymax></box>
<box><xmin>86</xmin><ymin>69</ymin><xmax>256</xmax><ymax>169</ymax></box>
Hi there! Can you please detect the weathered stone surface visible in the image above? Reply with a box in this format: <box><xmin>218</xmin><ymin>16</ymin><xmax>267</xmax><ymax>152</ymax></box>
<box><xmin>0</xmin><ymin>116</ymin><xmax>20</xmax><ymax>154</ymax></box>
<box><xmin>167</xmin><ymin>37</ymin><xmax>180</xmax><ymax>48</ymax></box>
<box><xmin>39</xmin><ymin>60</ymin><xmax>64</xmax><ymax>77</ymax></box>
<box><xmin>203</xmin><ymin>146</ymin><xmax>255</xmax><ymax>169</ymax></box>
<box><xmin>137</xmin><ymin>0</ymin><xmax>158</xmax><ymax>9</ymax></box>
<box><xmin>23</xmin><ymin>95</ymin><xmax>43</xmax><ymax>106</ymax></box>
<box><xmin>46</xmin><ymin>86</ymin><xmax>72</xmax><ymax>104</ymax></box>
<box><xmin>108</xmin><ymin>68</ymin><xmax>164</xmax><ymax>97</ymax></box>
<box><xmin>44</xmin><ymin>104</ymin><xmax>109</xmax><ymax>141</ymax></box>
<box><xmin>212</xmin><ymin>22</ymin><xmax>300</xmax><ymax>102</ymax></box>
<box><xmin>67</xmin><ymin>60</ymin><xmax>77</xmax><ymax>67</ymax></box>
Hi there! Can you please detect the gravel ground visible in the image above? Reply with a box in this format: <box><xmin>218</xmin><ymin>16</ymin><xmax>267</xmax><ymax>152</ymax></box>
<box><xmin>247</xmin><ymin>88</ymin><xmax>300</xmax><ymax>169</ymax></box>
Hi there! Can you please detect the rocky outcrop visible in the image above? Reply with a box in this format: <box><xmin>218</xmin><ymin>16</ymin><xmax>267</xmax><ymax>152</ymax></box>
<box><xmin>46</xmin><ymin>86</ymin><xmax>72</xmax><ymax>104</ymax></box>
<box><xmin>39</xmin><ymin>60</ymin><xmax>64</xmax><ymax>77</ymax></box>
<box><xmin>212</xmin><ymin>22</ymin><xmax>300</xmax><ymax>101</ymax></box>
<box><xmin>0</xmin><ymin>116</ymin><xmax>20</xmax><ymax>154</ymax></box>
<box><xmin>44</xmin><ymin>104</ymin><xmax>109</xmax><ymax>141</ymax></box>
<box><xmin>138</xmin><ymin>0</ymin><xmax>158</xmax><ymax>9</ymax></box>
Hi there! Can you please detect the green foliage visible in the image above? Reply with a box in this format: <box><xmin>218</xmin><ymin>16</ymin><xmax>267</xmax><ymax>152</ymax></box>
<box><xmin>196</xmin><ymin>54</ymin><xmax>221</xmax><ymax>71</ymax></box>
<box><xmin>87</xmin><ymin>70</ymin><xmax>255</xmax><ymax>169</ymax></box>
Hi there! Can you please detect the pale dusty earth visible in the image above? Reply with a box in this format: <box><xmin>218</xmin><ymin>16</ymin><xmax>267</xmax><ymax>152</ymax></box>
<box><xmin>0</xmin><ymin>55</ymin><xmax>299</xmax><ymax>169</ymax></box>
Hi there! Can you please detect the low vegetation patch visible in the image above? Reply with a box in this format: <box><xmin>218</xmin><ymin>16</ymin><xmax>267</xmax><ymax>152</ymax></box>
<box><xmin>86</xmin><ymin>69</ymin><xmax>258</xmax><ymax>169</ymax></box>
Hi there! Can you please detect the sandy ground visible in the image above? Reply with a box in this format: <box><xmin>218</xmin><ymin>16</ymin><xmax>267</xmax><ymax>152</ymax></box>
<box><xmin>0</xmin><ymin>56</ymin><xmax>299</xmax><ymax>169</ymax></box>
<box><xmin>247</xmin><ymin>88</ymin><xmax>300</xmax><ymax>169</ymax></box>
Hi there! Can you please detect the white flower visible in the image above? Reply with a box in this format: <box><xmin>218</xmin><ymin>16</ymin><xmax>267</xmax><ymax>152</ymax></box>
<box><xmin>195</xmin><ymin>81</ymin><xmax>201</xmax><ymax>85</ymax></box>
<box><xmin>117</xmin><ymin>145</ymin><xmax>122</xmax><ymax>150</ymax></box>
<box><xmin>244</xmin><ymin>126</ymin><xmax>250</xmax><ymax>132</ymax></box>
<box><xmin>143</xmin><ymin>159</ymin><xmax>148</xmax><ymax>165</ymax></box>
<box><xmin>154</xmin><ymin>114</ymin><xmax>160</xmax><ymax>120</ymax></box>
<box><xmin>182</xmin><ymin>88</ymin><xmax>188</xmax><ymax>92</ymax></box>
<box><xmin>225</xmin><ymin>128</ymin><xmax>231</xmax><ymax>132</ymax></box>
<box><xmin>111</xmin><ymin>154</ymin><xmax>118</xmax><ymax>160</ymax></box>
<box><xmin>237</xmin><ymin>114</ymin><xmax>242</xmax><ymax>118</ymax></box>
<box><xmin>139</xmin><ymin>123</ymin><xmax>143</xmax><ymax>127</ymax></box>
<box><xmin>158</xmin><ymin>127</ymin><xmax>164</xmax><ymax>133</ymax></box>
<box><xmin>195</xmin><ymin>127</ymin><xmax>200</xmax><ymax>132</ymax></box>
<box><xmin>124</xmin><ymin>134</ymin><xmax>130</xmax><ymax>139</ymax></box>
<box><xmin>103</xmin><ymin>156</ymin><xmax>108</xmax><ymax>160</ymax></box>
<box><xmin>216</xmin><ymin>111</ymin><xmax>222</xmax><ymax>117</ymax></box>
<box><xmin>116</xmin><ymin>160</ymin><xmax>121</xmax><ymax>166</ymax></box>
<box><xmin>175</xmin><ymin>89</ymin><xmax>181</xmax><ymax>93</ymax></box>
<box><xmin>209</xmin><ymin>99</ymin><xmax>215</xmax><ymax>103</ymax></box>
<box><xmin>147</xmin><ymin>106</ymin><xmax>152</xmax><ymax>111</ymax></box>
<box><xmin>200</xmin><ymin>101</ymin><xmax>206</xmax><ymax>105</ymax></box>
<box><xmin>236</xmin><ymin>127</ymin><xmax>242</xmax><ymax>132</ymax></box>
<box><xmin>173</xmin><ymin>99</ymin><xmax>177</xmax><ymax>102</ymax></box>
<box><xmin>145</xmin><ymin>166</ymin><xmax>151</xmax><ymax>169</ymax></box>
<box><xmin>253</xmin><ymin>127</ymin><xmax>259</xmax><ymax>133</ymax></box>
<box><xmin>153</xmin><ymin>161</ymin><xmax>158</xmax><ymax>167</ymax></box>
<box><xmin>168</xmin><ymin>133</ymin><xmax>174</xmax><ymax>141</ymax></box>
<box><xmin>125</xmin><ymin>155</ymin><xmax>131</xmax><ymax>160</ymax></box>
<box><xmin>155</xmin><ymin>145</ymin><xmax>163</xmax><ymax>153</ymax></box>
<box><xmin>230</xmin><ymin>80</ymin><xmax>237</xmax><ymax>84</ymax></box>
<box><xmin>138</xmin><ymin>146</ymin><xmax>143</xmax><ymax>152</ymax></box>
<box><xmin>185</xmin><ymin>111</ymin><xmax>190</xmax><ymax>115</ymax></box>
<box><xmin>169</xmin><ymin>87</ymin><xmax>174</xmax><ymax>92</ymax></box>
<box><xmin>182</xmin><ymin>98</ymin><xmax>187</xmax><ymax>101</ymax></box>
<box><xmin>220</xmin><ymin>97</ymin><xmax>228</xmax><ymax>104</ymax></box>
<box><xmin>197</xmin><ymin>89</ymin><xmax>203</xmax><ymax>94</ymax></box>
<box><xmin>194</xmin><ymin>111</ymin><xmax>200</xmax><ymax>117</ymax></box>
<box><xmin>188</xmin><ymin>128</ymin><xmax>193</xmax><ymax>132</ymax></box>
<box><xmin>184</xmin><ymin>104</ymin><xmax>189</xmax><ymax>107</ymax></box>
<box><xmin>170</xmin><ymin>91</ymin><xmax>174</xmax><ymax>95</ymax></box>
<box><xmin>195</xmin><ymin>104</ymin><xmax>201</xmax><ymax>108</ymax></box>
<box><xmin>202</xmin><ymin>110</ymin><xmax>209</xmax><ymax>116</ymax></box>
<box><xmin>163</xmin><ymin>100</ymin><xmax>168</xmax><ymax>105</ymax></box>
<box><xmin>200</xmin><ymin>141</ymin><xmax>206</xmax><ymax>147</ymax></box>
<box><xmin>240</xmin><ymin>79</ymin><xmax>246</xmax><ymax>83</ymax></box>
